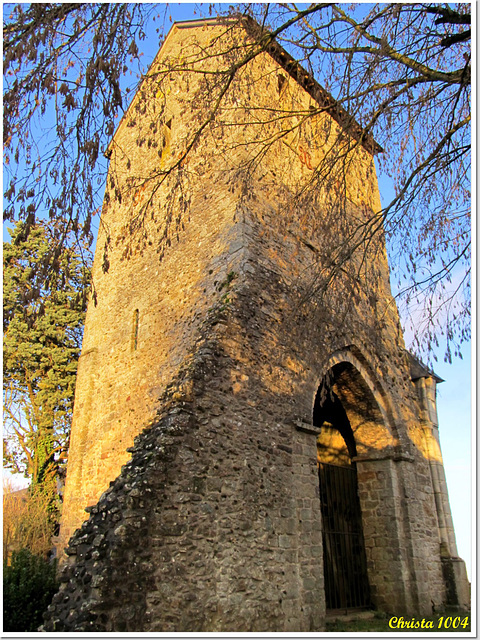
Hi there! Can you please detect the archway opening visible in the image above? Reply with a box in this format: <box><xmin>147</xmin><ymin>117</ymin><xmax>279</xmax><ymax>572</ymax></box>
<box><xmin>314</xmin><ymin>362</ymin><xmax>373</xmax><ymax>612</ymax></box>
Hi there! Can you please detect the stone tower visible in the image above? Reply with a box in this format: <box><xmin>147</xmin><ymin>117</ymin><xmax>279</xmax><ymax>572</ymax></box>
<box><xmin>45</xmin><ymin>18</ymin><xmax>469</xmax><ymax>632</ymax></box>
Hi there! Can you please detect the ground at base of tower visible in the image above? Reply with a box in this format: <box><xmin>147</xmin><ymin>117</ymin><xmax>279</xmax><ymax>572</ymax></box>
<box><xmin>325</xmin><ymin>607</ymin><xmax>471</xmax><ymax>633</ymax></box>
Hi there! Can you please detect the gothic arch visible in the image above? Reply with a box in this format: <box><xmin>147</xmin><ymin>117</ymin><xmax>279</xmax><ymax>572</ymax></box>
<box><xmin>313</xmin><ymin>346</ymin><xmax>400</xmax><ymax>458</ymax></box>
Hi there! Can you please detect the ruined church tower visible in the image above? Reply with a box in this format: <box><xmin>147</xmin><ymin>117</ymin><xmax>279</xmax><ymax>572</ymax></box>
<box><xmin>45</xmin><ymin>18</ymin><xmax>468</xmax><ymax>632</ymax></box>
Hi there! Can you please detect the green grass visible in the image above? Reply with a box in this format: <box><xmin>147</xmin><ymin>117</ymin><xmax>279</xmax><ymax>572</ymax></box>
<box><xmin>325</xmin><ymin>609</ymin><xmax>471</xmax><ymax>633</ymax></box>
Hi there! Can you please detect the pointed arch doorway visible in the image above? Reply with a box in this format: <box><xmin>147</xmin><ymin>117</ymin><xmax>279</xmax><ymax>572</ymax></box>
<box><xmin>314</xmin><ymin>362</ymin><xmax>372</xmax><ymax>612</ymax></box>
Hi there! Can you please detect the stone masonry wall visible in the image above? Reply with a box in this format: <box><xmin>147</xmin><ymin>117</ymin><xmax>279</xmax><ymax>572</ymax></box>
<box><xmin>45</xmin><ymin>285</ymin><xmax>327</xmax><ymax>632</ymax></box>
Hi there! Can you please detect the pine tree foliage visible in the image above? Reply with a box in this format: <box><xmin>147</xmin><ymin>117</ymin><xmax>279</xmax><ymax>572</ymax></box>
<box><xmin>3</xmin><ymin>221</ymin><xmax>91</xmax><ymax>500</ymax></box>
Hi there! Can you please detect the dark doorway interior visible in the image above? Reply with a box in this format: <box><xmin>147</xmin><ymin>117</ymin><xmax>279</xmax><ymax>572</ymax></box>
<box><xmin>314</xmin><ymin>369</ymin><xmax>371</xmax><ymax>611</ymax></box>
<box><xmin>318</xmin><ymin>462</ymin><xmax>370</xmax><ymax>611</ymax></box>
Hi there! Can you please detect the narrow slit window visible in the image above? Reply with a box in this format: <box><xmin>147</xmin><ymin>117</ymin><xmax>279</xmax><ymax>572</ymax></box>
<box><xmin>133</xmin><ymin>309</ymin><xmax>139</xmax><ymax>351</ymax></box>
<box><xmin>159</xmin><ymin>119</ymin><xmax>172</xmax><ymax>165</ymax></box>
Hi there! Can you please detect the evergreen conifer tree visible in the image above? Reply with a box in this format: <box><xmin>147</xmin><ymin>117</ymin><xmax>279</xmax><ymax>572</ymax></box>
<box><xmin>3</xmin><ymin>221</ymin><xmax>91</xmax><ymax>516</ymax></box>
